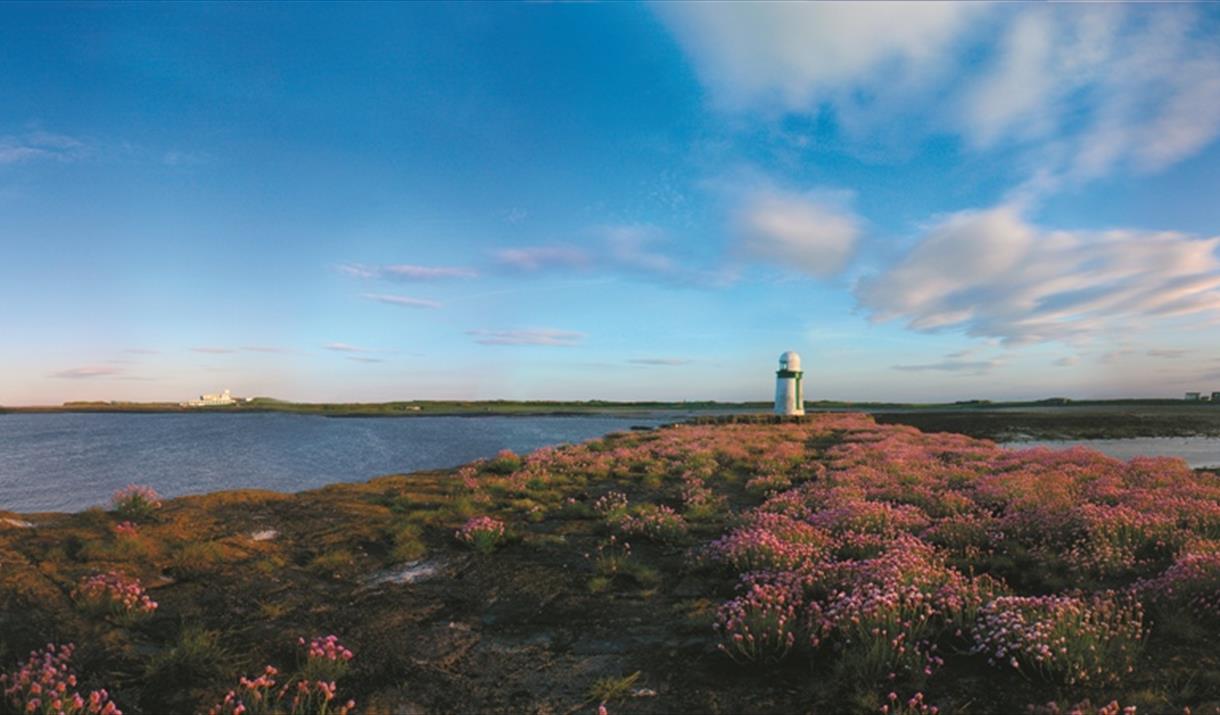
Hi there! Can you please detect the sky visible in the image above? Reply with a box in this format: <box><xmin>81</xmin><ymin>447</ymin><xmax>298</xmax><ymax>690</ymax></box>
<box><xmin>2</xmin><ymin>2</ymin><xmax>1220</xmax><ymax>405</ymax></box>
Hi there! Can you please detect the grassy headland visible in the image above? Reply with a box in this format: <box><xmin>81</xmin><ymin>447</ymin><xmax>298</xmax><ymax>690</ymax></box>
<box><xmin>2</xmin><ymin>415</ymin><xmax>1219</xmax><ymax>714</ymax></box>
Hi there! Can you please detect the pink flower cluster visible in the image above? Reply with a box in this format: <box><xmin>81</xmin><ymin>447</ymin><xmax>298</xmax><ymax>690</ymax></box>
<box><xmin>298</xmin><ymin>635</ymin><xmax>354</xmax><ymax>682</ymax></box>
<box><xmin>1134</xmin><ymin>550</ymin><xmax>1220</xmax><ymax>623</ymax></box>
<box><xmin>627</xmin><ymin>413</ymin><xmax>1220</xmax><ymax>693</ymax></box>
<box><xmin>972</xmin><ymin>593</ymin><xmax>1144</xmax><ymax>685</ymax></box>
<box><xmin>109</xmin><ymin>484</ymin><xmax>161</xmax><ymax>520</ymax></box>
<box><xmin>72</xmin><ymin>572</ymin><xmax>157</xmax><ymax>621</ymax></box>
<box><xmin>1027</xmin><ymin>700</ymin><xmax>1138</xmax><ymax>715</ymax></box>
<box><xmin>704</xmin><ymin>513</ymin><xmax>832</xmax><ymax>573</ymax></box>
<box><xmin>713</xmin><ymin>580</ymin><xmax>801</xmax><ymax>664</ymax></box>
<box><xmin>610</xmin><ymin>504</ymin><xmax>688</xmax><ymax>543</ymax></box>
<box><xmin>112</xmin><ymin>521</ymin><xmax>139</xmax><ymax>538</ymax></box>
<box><xmin>882</xmin><ymin>691</ymin><xmax>940</xmax><ymax>715</ymax></box>
<box><xmin>593</xmin><ymin>491</ymin><xmax>629</xmax><ymax>517</ymax></box>
<box><xmin>209</xmin><ymin>665</ymin><xmax>355</xmax><ymax>715</ymax></box>
<box><xmin>301</xmin><ymin>635</ymin><xmax>354</xmax><ymax>663</ymax></box>
<box><xmin>211</xmin><ymin>636</ymin><xmax>357</xmax><ymax>715</ymax></box>
<box><xmin>454</xmin><ymin>515</ymin><xmax>507</xmax><ymax>554</ymax></box>
<box><xmin>0</xmin><ymin>643</ymin><xmax>120</xmax><ymax>715</ymax></box>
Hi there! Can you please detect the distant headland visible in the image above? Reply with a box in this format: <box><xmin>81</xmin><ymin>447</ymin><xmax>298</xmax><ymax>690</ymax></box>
<box><xmin>3</xmin><ymin>397</ymin><xmax>1220</xmax><ymax>441</ymax></box>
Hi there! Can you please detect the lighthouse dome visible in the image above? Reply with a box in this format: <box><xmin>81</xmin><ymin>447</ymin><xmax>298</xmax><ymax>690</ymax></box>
<box><xmin>778</xmin><ymin>351</ymin><xmax>801</xmax><ymax>371</ymax></box>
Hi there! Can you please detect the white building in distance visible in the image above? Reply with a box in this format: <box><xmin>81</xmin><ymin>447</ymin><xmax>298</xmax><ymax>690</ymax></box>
<box><xmin>181</xmin><ymin>389</ymin><xmax>239</xmax><ymax>407</ymax></box>
<box><xmin>774</xmin><ymin>351</ymin><xmax>805</xmax><ymax>416</ymax></box>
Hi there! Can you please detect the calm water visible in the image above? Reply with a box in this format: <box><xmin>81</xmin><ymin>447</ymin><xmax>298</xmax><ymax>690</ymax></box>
<box><xmin>0</xmin><ymin>413</ymin><xmax>672</xmax><ymax>513</ymax></box>
<box><xmin>1004</xmin><ymin>436</ymin><xmax>1220</xmax><ymax>469</ymax></box>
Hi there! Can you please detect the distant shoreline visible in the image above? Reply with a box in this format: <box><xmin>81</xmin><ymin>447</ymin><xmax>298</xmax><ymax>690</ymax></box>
<box><xmin>3</xmin><ymin>398</ymin><xmax>1220</xmax><ymax>441</ymax></box>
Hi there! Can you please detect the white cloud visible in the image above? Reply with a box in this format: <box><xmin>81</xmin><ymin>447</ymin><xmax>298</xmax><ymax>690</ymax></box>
<box><xmin>362</xmin><ymin>293</ymin><xmax>442</xmax><ymax>309</ymax></box>
<box><xmin>734</xmin><ymin>189</ymin><xmax>860</xmax><ymax>278</ymax></box>
<box><xmin>340</xmin><ymin>263</ymin><xmax>477</xmax><ymax>280</ymax></box>
<box><xmin>466</xmin><ymin>329</ymin><xmax>585</xmax><ymax>347</ymax></box>
<box><xmin>857</xmin><ymin>204</ymin><xmax>1220</xmax><ymax>345</ymax></box>
<box><xmin>1147</xmin><ymin>349</ymin><xmax>1189</xmax><ymax>359</ymax></box>
<box><xmin>1054</xmin><ymin>356</ymin><xmax>1080</xmax><ymax>367</ymax></box>
<box><xmin>628</xmin><ymin>358</ymin><xmax>693</xmax><ymax>366</ymax></box>
<box><xmin>658</xmin><ymin>4</ymin><xmax>1220</xmax><ymax>185</ymax></box>
<box><xmin>655</xmin><ymin>2</ymin><xmax>979</xmax><ymax>114</ymax></box>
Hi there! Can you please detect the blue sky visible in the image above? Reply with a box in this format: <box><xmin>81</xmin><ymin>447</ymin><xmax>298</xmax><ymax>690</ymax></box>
<box><xmin>3</xmin><ymin>2</ymin><xmax>1220</xmax><ymax>404</ymax></box>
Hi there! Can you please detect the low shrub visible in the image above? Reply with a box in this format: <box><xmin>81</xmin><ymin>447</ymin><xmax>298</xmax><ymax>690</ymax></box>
<box><xmin>454</xmin><ymin>516</ymin><xmax>507</xmax><ymax>554</ymax></box>
<box><xmin>972</xmin><ymin>592</ymin><xmax>1144</xmax><ymax>686</ymax></box>
<box><xmin>110</xmin><ymin>485</ymin><xmax>161</xmax><ymax>522</ymax></box>
<box><xmin>72</xmin><ymin>571</ymin><xmax>157</xmax><ymax>623</ymax></box>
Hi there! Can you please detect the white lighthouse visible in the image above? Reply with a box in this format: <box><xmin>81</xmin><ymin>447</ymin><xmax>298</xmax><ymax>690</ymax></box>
<box><xmin>774</xmin><ymin>351</ymin><xmax>805</xmax><ymax>416</ymax></box>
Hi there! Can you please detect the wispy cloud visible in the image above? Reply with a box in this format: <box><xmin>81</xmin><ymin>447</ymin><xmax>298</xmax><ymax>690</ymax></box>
<box><xmin>1054</xmin><ymin>356</ymin><xmax>1080</xmax><ymax>367</ymax></box>
<box><xmin>240</xmin><ymin>346</ymin><xmax>292</xmax><ymax>354</ymax></box>
<box><xmin>50</xmin><ymin>366</ymin><xmax>123</xmax><ymax>379</ymax></box>
<box><xmin>190</xmin><ymin>346</ymin><xmax>237</xmax><ymax>354</ymax></box>
<box><xmin>494</xmin><ymin>245</ymin><xmax>592</xmax><ymax>272</ymax></box>
<box><xmin>963</xmin><ymin>6</ymin><xmax>1220</xmax><ymax>184</ymax></box>
<box><xmin>347</xmin><ymin>356</ymin><xmax>385</xmax><ymax>363</ymax></box>
<box><xmin>362</xmin><ymin>293</ymin><xmax>442</xmax><ymax>309</ymax></box>
<box><xmin>492</xmin><ymin>225</ymin><xmax>733</xmax><ymax>288</ymax></box>
<box><xmin>339</xmin><ymin>263</ymin><xmax>477</xmax><ymax>280</ymax></box>
<box><xmin>123</xmin><ymin>348</ymin><xmax>159</xmax><ymax>355</ymax></box>
<box><xmin>466</xmin><ymin>328</ymin><xmax>585</xmax><ymax>347</ymax></box>
<box><xmin>1147</xmin><ymin>349</ymin><xmax>1190</xmax><ymax>359</ymax></box>
<box><xmin>323</xmin><ymin>342</ymin><xmax>371</xmax><ymax>353</ymax></box>
<box><xmin>857</xmin><ymin>204</ymin><xmax>1220</xmax><ymax>345</ymax></box>
<box><xmin>0</xmin><ymin>130</ymin><xmax>87</xmax><ymax>165</ymax></box>
<box><xmin>628</xmin><ymin>358</ymin><xmax>693</xmax><ymax>366</ymax></box>
<box><xmin>892</xmin><ymin>359</ymin><xmax>1000</xmax><ymax>375</ymax></box>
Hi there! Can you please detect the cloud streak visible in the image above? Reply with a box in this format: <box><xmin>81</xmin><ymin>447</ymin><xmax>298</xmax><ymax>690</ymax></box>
<box><xmin>892</xmin><ymin>359</ymin><xmax>1000</xmax><ymax>375</ymax></box>
<box><xmin>362</xmin><ymin>293</ymin><xmax>442</xmax><ymax>309</ymax></box>
<box><xmin>466</xmin><ymin>329</ymin><xmax>585</xmax><ymax>347</ymax></box>
<box><xmin>494</xmin><ymin>245</ymin><xmax>592</xmax><ymax>272</ymax></box>
<box><xmin>50</xmin><ymin>366</ymin><xmax>123</xmax><ymax>379</ymax></box>
<box><xmin>323</xmin><ymin>342</ymin><xmax>371</xmax><ymax>353</ymax></box>
<box><xmin>340</xmin><ymin>263</ymin><xmax>477</xmax><ymax>280</ymax></box>
<box><xmin>494</xmin><ymin>225</ymin><xmax>734</xmax><ymax>288</ymax></box>
<box><xmin>628</xmin><ymin>358</ymin><xmax>693</xmax><ymax>366</ymax></box>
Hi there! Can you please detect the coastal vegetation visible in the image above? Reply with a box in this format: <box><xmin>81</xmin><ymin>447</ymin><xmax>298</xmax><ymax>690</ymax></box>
<box><xmin>2</xmin><ymin>415</ymin><xmax>1220</xmax><ymax>713</ymax></box>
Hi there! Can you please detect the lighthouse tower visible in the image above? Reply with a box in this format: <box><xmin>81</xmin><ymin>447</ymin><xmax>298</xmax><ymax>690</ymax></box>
<box><xmin>774</xmin><ymin>351</ymin><xmax>805</xmax><ymax>416</ymax></box>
